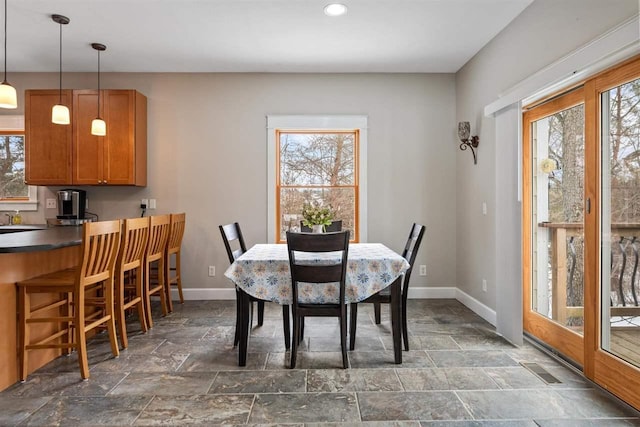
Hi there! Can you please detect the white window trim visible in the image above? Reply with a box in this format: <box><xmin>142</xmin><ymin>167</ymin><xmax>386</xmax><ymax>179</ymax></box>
<box><xmin>0</xmin><ymin>115</ymin><xmax>38</xmax><ymax>212</ymax></box>
<box><xmin>267</xmin><ymin>114</ymin><xmax>368</xmax><ymax>243</ymax></box>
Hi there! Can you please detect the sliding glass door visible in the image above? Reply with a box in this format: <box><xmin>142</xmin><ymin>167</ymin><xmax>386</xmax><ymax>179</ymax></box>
<box><xmin>588</xmin><ymin>57</ymin><xmax>640</xmax><ymax>410</ymax></box>
<box><xmin>524</xmin><ymin>56</ymin><xmax>640</xmax><ymax>411</ymax></box>
<box><xmin>523</xmin><ymin>89</ymin><xmax>586</xmax><ymax>365</ymax></box>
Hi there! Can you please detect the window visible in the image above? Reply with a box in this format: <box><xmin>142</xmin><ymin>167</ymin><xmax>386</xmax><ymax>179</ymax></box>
<box><xmin>0</xmin><ymin>116</ymin><xmax>37</xmax><ymax>211</ymax></box>
<box><xmin>267</xmin><ymin>115</ymin><xmax>367</xmax><ymax>243</ymax></box>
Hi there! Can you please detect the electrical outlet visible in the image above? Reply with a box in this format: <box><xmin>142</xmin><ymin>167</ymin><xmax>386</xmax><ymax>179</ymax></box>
<box><xmin>419</xmin><ymin>265</ymin><xmax>427</xmax><ymax>276</ymax></box>
<box><xmin>149</xmin><ymin>199</ymin><xmax>157</xmax><ymax>209</ymax></box>
<box><xmin>141</xmin><ymin>199</ymin><xmax>148</xmax><ymax>207</ymax></box>
<box><xmin>482</xmin><ymin>279</ymin><xmax>487</xmax><ymax>292</ymax></box>
<box><xmin>482</xmin><ymin>202</ymin><xmax>487</xmax><ymax>215</ymax></box>
<box><xmin>45</xmin><ymin>198</ymin><xmax>57</xmax><ymax>209</ymax></box>
<box><xmin>208</xmin><ymin>266</ymin><xmax>216</xmax><ymax>277</ymax></box>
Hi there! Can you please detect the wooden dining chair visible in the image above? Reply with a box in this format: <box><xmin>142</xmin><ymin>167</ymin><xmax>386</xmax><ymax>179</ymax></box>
<box><xmin>287</xmin><ymin>230</ymin><xmax>350</xmax><ymax>368</ymax></box>
<box><xmin>300</xmin><ymin>219</ymin><xmax>343</xmax><ymax>232</ymax></box>
<box><xmin>164</xmin><ymin>213</ymin><xmax>186</xmax><ymax>313</ymax></box>
<box><xmin>144</xmin><ymin>214</ymin><xmax>171</xmax><ymax>328</ymax></box>
<box><xmin>16</xmin><ymin>220</ymin><xmax>122</xmax><ymax>380</ymax></box>
<box><xmin>349</xmin><ymin>223</ymin><xmax>425</xmax><ymax>351</ymax></box>
<box><xmin>114</xmin><ymin>217</ymin><xmax>149</xmax><ymax>349</ymax></box>
<box><xmin>219</xmin><ymin>222</ymin><xmax>290</xmax><ymax>350</ymax></box>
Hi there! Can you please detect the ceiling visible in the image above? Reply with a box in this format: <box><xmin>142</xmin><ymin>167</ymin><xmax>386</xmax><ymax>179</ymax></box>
<box><xmin>9</xmin><ymin>0</ymin><xmax>533</xmax><ymax>73</ymax></box>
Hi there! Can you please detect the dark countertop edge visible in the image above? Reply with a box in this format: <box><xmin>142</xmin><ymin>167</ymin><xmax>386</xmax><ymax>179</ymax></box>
<box><xmin>0</xmin><ymin>227</ymin><xmax>83</xmax><ymax>253</ymax></box>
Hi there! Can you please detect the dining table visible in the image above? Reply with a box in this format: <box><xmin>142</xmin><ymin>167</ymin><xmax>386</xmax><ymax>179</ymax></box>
<box><xmin>224</xmin><ymin>242</ymin><xmax>410</xmax><ymax>366</ymax></box>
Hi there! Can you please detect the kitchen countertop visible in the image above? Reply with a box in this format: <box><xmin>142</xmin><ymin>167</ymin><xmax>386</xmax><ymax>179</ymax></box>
<box><xmin>0</xmin><ymin>226</ymin><xmax>83</xmax><ymax>253</ymax></box>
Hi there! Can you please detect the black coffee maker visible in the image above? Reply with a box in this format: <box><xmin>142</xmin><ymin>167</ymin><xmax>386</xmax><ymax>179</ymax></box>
<box><xmin>56</xmin><ymin>189</ymin><xmax>87</xmax><ymax>219</ymax></box>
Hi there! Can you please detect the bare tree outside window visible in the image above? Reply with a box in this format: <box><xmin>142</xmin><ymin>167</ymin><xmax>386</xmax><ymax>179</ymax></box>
<box><xmin>0</xmin><ymin>133</ymin><xmax>27</xmax><ymax>200</ymax></box>
<box><xmin>276</xmin><ymin>131</ymin><xmax>358</xmax><ymax>242</ymax></box>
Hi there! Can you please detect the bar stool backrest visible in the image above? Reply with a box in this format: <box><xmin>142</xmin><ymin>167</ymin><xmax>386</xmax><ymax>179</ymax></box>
<box><xmin>147</xmin><ymin>215</ymin><xmax>170</xmax><ymax>262</ymax></box>
<box><xmin>167</xmin><ymin>213</ymin><xmax>186</xmax><ymax>255</ymax></box>
<box><xmin>79</xmin><ymin>219</ymin><xmax>122</xmax><ymax>287</ymax></box>
<box><xmin>118</xmin><ymin>217</ymin><xmax>150</xmax><ymax>271</ymax></box>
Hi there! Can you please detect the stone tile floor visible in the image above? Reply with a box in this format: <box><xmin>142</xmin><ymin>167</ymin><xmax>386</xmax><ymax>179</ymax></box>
<box><xmin>1</xmin><ymin>299</ymin><xmax>640</xmax><ymax>426</ymax></box>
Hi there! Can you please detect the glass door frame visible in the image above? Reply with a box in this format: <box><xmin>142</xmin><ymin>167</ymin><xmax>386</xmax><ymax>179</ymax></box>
<box><xmin>585</xmin><ymin>55</ymin><xmax>640</xmax><ymax>410</ymax></box>
<box><xmin>522</xmin><ymin>87</ymin><xmax>586</xmax><ymax>366</ymax></box>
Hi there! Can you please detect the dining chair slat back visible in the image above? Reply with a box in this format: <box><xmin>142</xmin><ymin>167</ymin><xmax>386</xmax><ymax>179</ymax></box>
<box><xmin>349</xmin><ymin>223</ymin><xmax>425</xmax><ymax>352</ymax></box>
<box><xmin>286</xmin><ymin>230</ymin><xmax>350</xmax><ymax>368</ymax></box>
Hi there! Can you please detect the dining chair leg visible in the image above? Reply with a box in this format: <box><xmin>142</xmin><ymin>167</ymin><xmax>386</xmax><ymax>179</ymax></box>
<box><xmin>282</xmin><ymin>305</ymin><xmax>291</xmax><ymax>350</ymax></box>
<box><xmin>257</xmin><ymin>301</ymin><xmax>265</xmax><ymax>326</ymax></box>
<box><xmin>349</xmin><ymin>303</ymin><xmax>357</xmax><ymax>351</ymax></box>
<box><xmin>238</xmin><ymin>290</ymin><xmax>250</xmax><ymax>366</ymax></box>
<box><xmin>299</xmin><ymin>317</ymin><xmax>305</xmax><ymax>343</ymax></box>
<box><xmin>340</xmin><ymin>305</ymin><xmax>348</xmax><ymax>369</ymax></box>
<box><xmin>234</xmin><ymin>288</ymin><xmax>241</xmax><ymax>347</ymax></box>
<box><xmin>389</xmin><ymin>277</ymin><xmax>402</xmax><ymax>364</ymax></box>
<box><xmin>373</xmin><ymin>302</ymin><xmax>382</xmax><ymax>324</ymax></box>
<box><xmin>291</xmin><ymin>312</ymin><xmax>300</xmax><ymax>368</ymax></box>
<box><xmin>402</xmin><ymin>292</ymin><xmax>409</xmax><ymax>351</ymax></box>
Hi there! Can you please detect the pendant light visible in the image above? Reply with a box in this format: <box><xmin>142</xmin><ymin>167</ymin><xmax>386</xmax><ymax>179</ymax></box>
<box><xmin>90</xmin><ymin>43</ymin><xmax>106</xmax><ymax>136</ymax></box>
<box><xmin>0</xmin><ymin>0</ymin><xmax>16</xmax><ymax>109</ymax></box>
<box><xmin>51</xmin><ymin>14</ymin><xmax>70</xmax><ymax>125</ymax></box>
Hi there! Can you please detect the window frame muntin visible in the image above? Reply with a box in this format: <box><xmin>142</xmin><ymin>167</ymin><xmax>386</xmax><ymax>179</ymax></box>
<box><xmin>275</xmin><ymin>129</ymin><xmax>360</xmax><ymax>243</ymax></box>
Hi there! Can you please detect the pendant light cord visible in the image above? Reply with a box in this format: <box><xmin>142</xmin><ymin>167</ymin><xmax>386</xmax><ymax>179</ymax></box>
<box><xmin>58</xmin><ymin>19</ymin><xmax>62</xmax><ymax>103</ymax></box>
<box><xmin>96</xmin><ymin>49</ymin><xmax>100</xmax><ymax>117</ymax></box>
<box><xmin>3</xmin><ymin>0</ymin><xmax>7</xmax><ymax>83</ymax></box>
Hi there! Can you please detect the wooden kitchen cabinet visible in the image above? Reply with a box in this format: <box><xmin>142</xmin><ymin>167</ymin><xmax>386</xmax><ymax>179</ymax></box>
<box><xmin>24</xmin><ymin>90</ymin><xmax>74</xmax><ymax>185</ymax></box>
<box><xmin>24</xmin><ymin>89</ymin><xmax>147</xmax><ymax>186</ymax></box>
<box><xmin>73</xmin><ymin>90</ymin><xmax>147</xmax><ymax>186</ymax></box>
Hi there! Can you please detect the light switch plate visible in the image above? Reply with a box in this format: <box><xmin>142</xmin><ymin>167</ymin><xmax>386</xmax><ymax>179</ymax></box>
<box><xmin>149</xmin><ymin>199</ymin><xmax>157</xmax><ymax>209</ymax></box>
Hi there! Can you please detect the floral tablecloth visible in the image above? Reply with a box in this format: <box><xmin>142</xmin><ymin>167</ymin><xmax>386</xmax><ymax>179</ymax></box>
<box><xmin>224</xmin><ymin>243</ymin><xmax>410</xmax><ymax>305</ymax></box>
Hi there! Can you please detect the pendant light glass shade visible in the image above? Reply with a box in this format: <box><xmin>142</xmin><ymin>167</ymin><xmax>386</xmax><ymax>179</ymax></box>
<box><xmin>0</xmin><ymin>81</ymin><xmax>16</xmax><ymax>108</ymax></box>
<box><xmin>0</xmin><ymin>0</ymin><xmax>16</xmax><ymax>109</ymax></box>
<box><xmin>90</xmin><ymin>43</ymin><xmax>106</xmax><ymax>136</ymax></box>
<box><xmin>52</xmin><ymin>104</ymin><xmax>70</xmax><ymax>124</ymax></box>
<box><xmin>51</xmin><ymin>14</ymin><xmax>70</xmax><ymax>125</ymax></box>
<box><xmin>91</xmin><ymin>118</ymin><xmax>106</xmax><ymax>136</ymax></box>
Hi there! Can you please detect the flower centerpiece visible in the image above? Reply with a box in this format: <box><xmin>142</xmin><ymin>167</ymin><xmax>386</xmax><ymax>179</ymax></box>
<box><xmin>301</xmin><ymin>202</ymin><xmax>333</xmax><ymax>233</ymax></box>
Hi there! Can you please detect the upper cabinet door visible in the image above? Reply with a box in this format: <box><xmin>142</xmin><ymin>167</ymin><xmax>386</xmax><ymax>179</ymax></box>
<box><xmin>103</xmin><ymin>90</ymin><xmax>136</xmax><ymax>185</ymax></box>
<box><xmin>72</xmin><ymin>90</ymin><xmax>103</xmax><ymax>185</ymax></box>
<box><xmin>72</xmin><ymin>89</ymin><xmax>147</xmax><ymax>186</ymax></box>
<box><xmin>24</xmin><ymin>90</ymin><xmax>73</xmax><ymax>185</ymax></box>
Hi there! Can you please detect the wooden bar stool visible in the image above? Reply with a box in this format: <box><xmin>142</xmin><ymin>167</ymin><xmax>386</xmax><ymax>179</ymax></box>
<box><xmin>114</xmin><ymin>217</ymin><xmax>150</xmax><ymax>349</ymax></box>
<box><xmin>16</xmin><ymin>220</ymin><xmax>122</xmax><ymax>381</ymax></box>
<box><xmin>164</xmin><ymin>213</ymin><xmax>186</xmax><ymax>313</ymax></box>
<box><xmin>144</xmin><ymin>214</ymin><xmax>171</xmax><ymax>328</ymax></box>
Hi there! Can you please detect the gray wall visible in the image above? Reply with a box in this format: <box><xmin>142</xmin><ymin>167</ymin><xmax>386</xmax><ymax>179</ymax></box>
<box><xmin>455</xmin><ymin>0</ymin><xmax>638</xmax><ymax>336</ymax></box>
<box><xmin>3</xmin><ymin>72</ymin><xmax>457</xmax><ymax>295</ymax></box>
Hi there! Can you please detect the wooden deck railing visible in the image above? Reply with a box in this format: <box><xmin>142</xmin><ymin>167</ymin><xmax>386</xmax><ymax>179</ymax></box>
<box><xmin>538</xmin><ymin>222</ymin><xmax>640</xmax><ymax>324</ymax></box>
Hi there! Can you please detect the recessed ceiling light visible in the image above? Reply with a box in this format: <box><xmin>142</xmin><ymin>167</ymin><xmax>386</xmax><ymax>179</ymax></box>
<box><xmin>324</xmin><ymin>3</ymin><xmax>347</xmax><ymax>17</ymax></box>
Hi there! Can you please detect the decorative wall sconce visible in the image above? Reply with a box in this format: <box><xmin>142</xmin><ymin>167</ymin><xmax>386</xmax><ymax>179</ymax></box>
<box><xmin>457</xmin><ymin>121</ymin><xmax>479</xmax><ymax>164</ymax></box>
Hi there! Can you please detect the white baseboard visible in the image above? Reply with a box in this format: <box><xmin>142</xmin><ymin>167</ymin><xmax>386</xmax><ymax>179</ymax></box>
<box><xmin>172</xmin><ymin>288</ymin><xmax>236</xmax><ymax>300</ymax></box>
<box><xmin>407</xmin><ymin>286</ymin><xmax>457</xmax><ymax>299</ymax></box>
<box><xmin>454</xmin><ymin>288</ymin><xmax>497</xmax><ymax>326</ymax></box>
<box><xmin>172</xmin><ymin>286</ymin><xmax>497</xmax><ymax>326</ymax></box>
